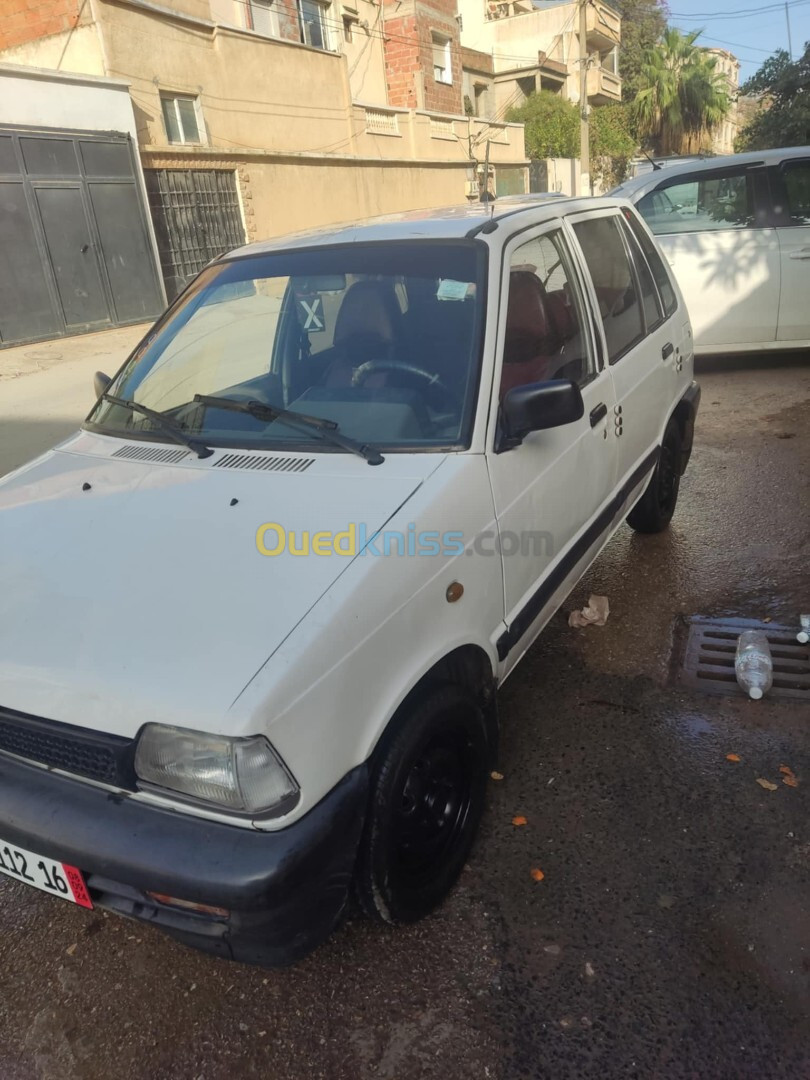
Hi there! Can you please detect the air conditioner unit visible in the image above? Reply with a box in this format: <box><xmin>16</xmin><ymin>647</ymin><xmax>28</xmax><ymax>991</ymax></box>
<box><xmin>465</xmin><ymin>180</ymin><xmax>480</xmax><ymax>197</ymax></box>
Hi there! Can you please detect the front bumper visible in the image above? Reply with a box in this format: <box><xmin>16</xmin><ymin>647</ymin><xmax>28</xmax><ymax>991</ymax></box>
<box><xmin>0</xmin><ymin>753</ymin><xmax>368</xmax><ymax>966</ymax></box>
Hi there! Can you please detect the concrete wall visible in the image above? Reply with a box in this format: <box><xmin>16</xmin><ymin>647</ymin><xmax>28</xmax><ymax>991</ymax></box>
<box><xmin>93</xmin><ymin>3</ymin><xmax>354</xmax><ymax>156</ymax></box>
<box><xmin>141</xmin><ymin>147</ymin><xmax>475</xmax><ymax>243</ymax></box>
<box><xmin>0</xmin><ymin>23</ymin><xmax>105</xmax><ymax>73</ymax></box>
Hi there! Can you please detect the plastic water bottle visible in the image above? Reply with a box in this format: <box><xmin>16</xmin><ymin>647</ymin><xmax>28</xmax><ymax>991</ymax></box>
<box><xmin>797</xmin><ymin>614</ymin><xmax>810</xmax><ymax>645</ymax></box>
<box><xmin>735</xmin><ymin>630</ymin><xmax>773</xmax><ymax>700</ymax></box>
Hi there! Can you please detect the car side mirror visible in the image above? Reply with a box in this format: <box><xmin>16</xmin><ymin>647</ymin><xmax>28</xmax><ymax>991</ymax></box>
<box><xmin>497</xmin><ymin>379</ymin><xmax>584</xmax><ymax>451</ymax></box>
<box><xmin>94</xmin><ymin>371</ymin><xmax>112</xmax><ymax>398</ymax></box>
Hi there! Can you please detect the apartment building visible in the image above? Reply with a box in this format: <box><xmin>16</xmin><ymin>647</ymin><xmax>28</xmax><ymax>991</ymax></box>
<box><xmin>706</xmin><ymin>47</ymin><xmax>740</xmax><ymax>155</ymax></box>
<box><xmin>457</xmin><ymin>0</ymin><xmax>621</xmax><ymax>117</ymax></box>
<box><xmin>0</xmin><ymin>0</ymin><xmax>527</xmax><ymax>345</ymax></box>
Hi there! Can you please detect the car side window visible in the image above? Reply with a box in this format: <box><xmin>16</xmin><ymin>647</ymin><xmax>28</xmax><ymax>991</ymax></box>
<box><xmin>498</xmin><ymin>229</ymin><xmax>595</xmax><ymax>400</ymax></box>
<box><xmin>638</xmin><ymin>168</ymin><xmax>753</xmax><ymax>235</ymax></box>
<box><xmin>572</xmin><ymin>216</ymin><xmax>643</xmax><ymax>365</ymax></box>
<box><xmin>621</xmin><ymin>208</ymin><xmax>677</xmax><ymax>318</ymax></box>
<box><xmin>782</xmin><ymin>161</ymin><xmax>810</xmax><ymax>225</ymax></box>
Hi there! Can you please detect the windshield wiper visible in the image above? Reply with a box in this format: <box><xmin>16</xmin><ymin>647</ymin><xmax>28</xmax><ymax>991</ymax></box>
<box><xmin>193</xmin><ymin>395</ymin><xmax>385</xmax><ymax>466</ymax></box>
<box><xmin>100</xmin><ymin>394</ymin><xmax>213</xmax><ymax>459</ymax></box>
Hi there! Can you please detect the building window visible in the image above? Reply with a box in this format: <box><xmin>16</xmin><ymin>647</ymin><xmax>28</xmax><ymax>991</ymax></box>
<box><xmin>299</xmin><ymin>0</ymin><xmax>331</xmax><ymax>50</ymax></box>
<box><xmin>343</xmin><ymin>15</ymin><xmax>354</xmax><ymax>41</ymax></box>
<box><xmin>160</xmin><ymin>93</ymin><xmax>203</xmax><ymax>145</ymax></box>
<box><xmin>248</xmin><ymin>0</ymin><xmax>279</xmax><ymax>37</ymax></box>
<box><xmin>432</xmin><ymin>33</ymin><xmax>452</xmax><ymax>85</ymax></box>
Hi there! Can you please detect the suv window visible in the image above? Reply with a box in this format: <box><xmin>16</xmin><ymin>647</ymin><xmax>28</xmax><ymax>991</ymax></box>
<box><xmin>572</xmin><ymin>216</ymin><xmax>643</xmax><ymax>364</ymax></box>
<box><xmin>783</xmin><ymin>161</ymin><xmax>810</xmax><ymax>225</ymax></box>
<box><xmin>638</xmin><ymin>168</ymin><xmax>753</xmax><ymax>235</ymax></box>
<box><xmin>499</xmin><ymin>229</ymin><xmax>594</xmax><ymax>399</ymax></box>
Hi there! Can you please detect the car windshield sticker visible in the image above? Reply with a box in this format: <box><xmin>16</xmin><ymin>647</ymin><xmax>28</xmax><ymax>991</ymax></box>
<box><xmin>298</xmin><ymin>296</ymin><xmax>325</xmax><ymax>332</ymax></box>
<box><xmin>436</xmin><ymin>279</ymin><xmax>470</xmax><ymax>302</ymax></box>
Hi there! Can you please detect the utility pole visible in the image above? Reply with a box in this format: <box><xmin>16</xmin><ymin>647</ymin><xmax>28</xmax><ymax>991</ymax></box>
<box><xmin>785</xmin><ymin>1</ymin><xmax>793</xmax><ymax>59</ymax></box>
<box><xmin>579</xmin><ymin>0</ymin><xmax>590</xmax><ymax>196</ymax></box>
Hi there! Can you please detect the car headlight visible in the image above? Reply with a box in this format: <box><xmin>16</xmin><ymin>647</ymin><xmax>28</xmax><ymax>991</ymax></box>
<box><xmin>134</xmin><ymin>724</ymin><xmax>298</xmax><ymax>815</ymax></box>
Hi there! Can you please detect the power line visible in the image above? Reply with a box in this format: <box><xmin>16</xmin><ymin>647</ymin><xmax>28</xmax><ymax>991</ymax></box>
<box><xmin>692</xmin><ymin>33</ymin><xmax>777</xmax><ymax>52</ymax></box>
<box><xmin>669</xmin><ymin>0</ymin><xmax>810</xmax><ymax>19</ymax></box>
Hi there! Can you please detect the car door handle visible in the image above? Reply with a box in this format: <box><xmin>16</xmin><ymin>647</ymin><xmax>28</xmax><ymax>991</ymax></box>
<box><xmin>589</xmin><ymin>402</ymin><xmax>607</xmax><ymax>427</ymax></box>
<box><xmin>789</xmin><ymin>247</ymin><xmax>810</xmax><ymax>259</ymax></box>
<box><xmin>661</xmin><ymin>342</ymin><xmax>674</xmax><ymax>360</ymax></box>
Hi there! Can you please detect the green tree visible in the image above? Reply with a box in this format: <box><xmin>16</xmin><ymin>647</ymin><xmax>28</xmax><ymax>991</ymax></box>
<box><xmin>507</xmin><ymin>93</ymin><xmax>638</xmax><ymax>188</ymax></box>
<box><xmin>506</xmin><ymin>90</ymin><xmax>579</xmax><ymax>159</ymax></box>
<box><xmin>611</xmin><ymin>0</ymin><xmax>669</xmax><ymax>102</ymax></box>
<box><xmin>634</xmin><ymin>28</ymin><xmax>731</xmax><ymax>154</ymax></box>
<box><xmin>590</xmin><ymin>104</ymin><xmax>638</xmax><ymax>188</ymax></box>
<box><xmin>736</xmin><ymin>44</ymin><xmax>810</xmax><ymax>149</ymax></box>
<box><xmin>740</xmin><ymin>47</ymin><xmax>792</xmax><ymax>95</ymax></box>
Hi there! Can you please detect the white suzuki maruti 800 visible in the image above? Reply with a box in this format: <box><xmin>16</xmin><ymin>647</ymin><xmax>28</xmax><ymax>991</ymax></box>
<box><xmin>0</xmin><ymin>196</ymin><xmax>699</xmax><ymax>965</ymax></box>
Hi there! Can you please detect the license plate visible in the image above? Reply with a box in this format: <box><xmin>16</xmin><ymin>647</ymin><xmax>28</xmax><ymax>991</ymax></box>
<box><xmin>0</xmin><ymin>836</ymin><xmax>93</xmax><ymax>909</ymax></box>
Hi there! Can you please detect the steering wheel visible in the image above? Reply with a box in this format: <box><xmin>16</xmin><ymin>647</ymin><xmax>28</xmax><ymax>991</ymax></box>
<box><xmin>351</xmin><ymin>359</ymin><xmax>460</xmax><ymax>411</ymax></box>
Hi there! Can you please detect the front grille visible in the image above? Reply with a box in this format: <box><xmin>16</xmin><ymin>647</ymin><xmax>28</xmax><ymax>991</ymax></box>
<box><xmin>0</xmin><ymin>706</ymin><xmax>136</xmax><ymax>787</ymax></box>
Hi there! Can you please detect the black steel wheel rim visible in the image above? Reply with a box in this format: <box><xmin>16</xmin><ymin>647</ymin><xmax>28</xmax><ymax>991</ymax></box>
<box><xmin>391</xmin><ymin>726</ymin><xmax>476</xmax><ymax>887</ymax></box>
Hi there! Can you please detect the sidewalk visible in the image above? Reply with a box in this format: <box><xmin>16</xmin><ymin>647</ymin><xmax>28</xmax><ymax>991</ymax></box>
<box><xmin>0</xmin><ymin>323</ymin><xmax>151</xmax><ymax>478</ymax></box>
<box><xmin>0</xmin><ymin>323</ymin><xmax>150</xmax><ymax>382</ymax></box>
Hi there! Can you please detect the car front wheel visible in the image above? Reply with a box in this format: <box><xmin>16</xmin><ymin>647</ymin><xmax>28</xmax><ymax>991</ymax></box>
<box><xmin>354</xmin><ymin>684</ymin><xmax>489</xmax><ymax>924</ymax></box>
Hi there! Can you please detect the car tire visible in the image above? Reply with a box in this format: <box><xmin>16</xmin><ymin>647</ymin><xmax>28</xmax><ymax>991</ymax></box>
<box><xmin>354</xmin><ymin>684</ymin><xmax>490</xmax><ymax>925</ymax></box>
<box><xmin>626</xmin><ymin>419</ymin><xmax>682</xmax><ymax>534</ymax></box>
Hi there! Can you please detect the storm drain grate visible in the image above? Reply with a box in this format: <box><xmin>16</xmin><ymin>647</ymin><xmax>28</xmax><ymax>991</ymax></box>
<box><xmin>680</xmin><ymin>617</ymin><xmax>810</xmax><ymax>701</ymax></box>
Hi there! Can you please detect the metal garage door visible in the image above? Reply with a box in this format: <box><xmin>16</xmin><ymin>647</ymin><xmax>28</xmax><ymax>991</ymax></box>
<box><xmin>144</xmin><ymin>169</ymin><xmax>246</xmax><ymax>301</ymax></box>
<box><xmin>0</xmin><ymin>127</ymin><xmax>164</xmax><ymax>347</ymax></box>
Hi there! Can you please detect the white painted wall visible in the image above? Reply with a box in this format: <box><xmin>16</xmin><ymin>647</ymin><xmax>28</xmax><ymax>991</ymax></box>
<box><xmin>0</xmin><ymin>63</ymin><xmax>138</xmax><ymax>139</ymax></box>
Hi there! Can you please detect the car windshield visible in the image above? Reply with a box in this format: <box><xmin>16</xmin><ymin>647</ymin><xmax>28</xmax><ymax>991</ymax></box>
<box><xmin>87</xmin><ymin>241</ymin><xmax>487</xmax><ymax>453</ymax></box>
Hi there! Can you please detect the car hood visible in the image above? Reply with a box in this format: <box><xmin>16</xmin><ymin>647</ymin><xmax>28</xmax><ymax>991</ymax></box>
<box><xmin>0</xmin><ymin>435</ymin><xmax>441</xmax><ymax>737</ymax></box>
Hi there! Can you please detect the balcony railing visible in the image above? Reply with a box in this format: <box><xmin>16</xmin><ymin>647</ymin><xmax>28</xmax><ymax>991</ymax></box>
<box><xmin>586</xmin><ymin>2</ymin><xmax>621</xmax><ymax>49</ymax></box>
<box><xmin>354</xmin><ymin>104</ymin><xmax>526</xmax><ymax>162</ymax></box>
<box><xmin>586</xmin><ymin>65</ymin><xmax>622</xmax><ymax>103</ymax></box>
<box><xmin>365</xmin><ymin>108</ymin><xmax>400</xmax><ymax>136</ymax></box>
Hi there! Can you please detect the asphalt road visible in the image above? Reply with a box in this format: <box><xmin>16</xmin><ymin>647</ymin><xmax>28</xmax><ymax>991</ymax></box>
<box><xmin>0</xmin><ymin>347</ymin><xmax>808</xmax><ymax>1080</ymax></box>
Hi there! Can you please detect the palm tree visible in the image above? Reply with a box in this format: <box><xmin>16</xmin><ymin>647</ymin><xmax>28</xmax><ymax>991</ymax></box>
<box><xmin>635</xmin><ymin>29</ymin><xmax>732</xmax><ymax>155</ymax></box>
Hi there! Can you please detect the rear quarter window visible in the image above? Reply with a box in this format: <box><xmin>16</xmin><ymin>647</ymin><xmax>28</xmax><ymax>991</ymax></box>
<box><xmin>621</xmin><ymin>208</ymin><xmax>678</xmax><ymax>319</ymax></box>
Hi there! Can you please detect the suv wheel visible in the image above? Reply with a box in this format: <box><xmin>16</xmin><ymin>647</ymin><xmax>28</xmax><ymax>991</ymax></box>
<box><xmin>627</xmin><ymin>419</ymin><xmax>682</xmax><ymax>534</ymax></box>
<box><xmin>355</xmin><ymin>685</ymin><xmax>489</xmax><ymax>924</ymax></box>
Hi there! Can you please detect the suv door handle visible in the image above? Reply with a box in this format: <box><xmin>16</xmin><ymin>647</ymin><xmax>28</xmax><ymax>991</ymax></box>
<box><xmin>789</xmin><ymin>247</ymin><xmax>810</xmax><ymax>259</ymax></box>
<box><xmin>589</xmin><ymin>402</ymin><xmax>607</xmax><ymax>427</ymax></box>
<box><xmin>661</xmin><ymin>342</ymin><xmax>674</xmax><ymax>360</ymax></box>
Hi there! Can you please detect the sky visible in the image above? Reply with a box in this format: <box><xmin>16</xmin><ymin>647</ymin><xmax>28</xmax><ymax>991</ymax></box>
<box><xmin>667</xmin><ymin>0</ymin><xmax>810</xmax><ymax>83</ymax></box>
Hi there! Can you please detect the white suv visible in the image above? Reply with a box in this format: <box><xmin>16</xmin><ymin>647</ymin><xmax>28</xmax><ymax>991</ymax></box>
<box><xmin>0</xmin><ymin>196</ymin><xmax>699</xmax><ymax>965</ymax></box>
<box><xmin>614</xmin><ymin>146</ymin><xmax>810</xmax><ymax>354</ymax></box>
